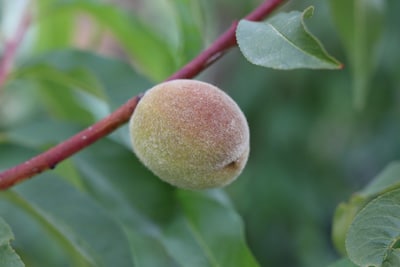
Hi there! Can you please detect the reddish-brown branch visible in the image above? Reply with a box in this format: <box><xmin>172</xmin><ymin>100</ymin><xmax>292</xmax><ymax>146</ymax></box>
<box><xmin>0</xmin><ymin>9</ymin><xmax>32</xmax><ymax>88</ymax></box>
<box><xmin>0</xmin><ymin>96</ymin><xmax>141</xmax><ymax>189</ymax></box>
<box><xmin>168</xmin><ymin>0</ymin><xmax>285</xmax><ymax>80</ymax></box>
<box><xmin>0</xmin><ymin>0</ymin><xmax>286</xmax><ymax>190</ymax></box>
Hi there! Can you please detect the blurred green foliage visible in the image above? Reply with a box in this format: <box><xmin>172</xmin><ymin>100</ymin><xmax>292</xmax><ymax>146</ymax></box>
<box><xmin>1</xmin><ymin>0</ymin><xmax>399</xmax><ymax>267</ymax></box>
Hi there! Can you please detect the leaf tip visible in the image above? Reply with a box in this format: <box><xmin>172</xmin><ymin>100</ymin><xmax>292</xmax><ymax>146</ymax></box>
<box><xmin>303</xmin><ymin>6</ymin><xmax>315</xmax><ymax>18</ymax></box>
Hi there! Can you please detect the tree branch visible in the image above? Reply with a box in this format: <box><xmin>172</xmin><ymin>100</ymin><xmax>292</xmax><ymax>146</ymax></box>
<box><xmin>0</xmin><ymin>0</ymin><xmax>286</xmax><ymax>190</ymax></box>
<box><xmin>168</xmin><ymin>0</ymin><xmax>285</xmax><ymax>80</ymax></box>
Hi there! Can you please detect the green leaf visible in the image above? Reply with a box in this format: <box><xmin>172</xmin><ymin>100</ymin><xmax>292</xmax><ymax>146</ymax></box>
<box><xmin>0</xmin><ymin>174</ymin><xmax>134</xmax><ymax>267</ymax></box>
<box><xmin>122</xmin><ymin>227</ymin><xmax>179</xmax><ymax>267</ymax></box>
<box><xmin>14</xmin><ymin>49</ymin><xmax>152</xmax><ymax>147</ymax></box>
<box><xmin>36</xmin><ymin>79</ymin><xmax>96</xmax><ymax>124</ymax></box>
<box><xmin>1</xmin><ymin>191</ymin><xmax>98</xmax><ymax>267</ymax></box>
<box><xmin>160</xmin><ymin>190</ymin><xmax>260</xmax><ymax>267</ymax></box>
<box><xmin>384</xmin><ymin>251</ymin><xmax>400</xmax><ymax>267</ymax></box>
<box><xmin>329</xmin><ymin>0</ymin><xmax>385</xmax><ymax>109</ymax></box>
<box><xmin>162</xmin><ymin>215</ymin><xmax>212</xmax><ymax>267</ymax></box>
<box><xmin>170</xmin><ymin>0</ymin><xmax>204</xmax><ymax>66</ymax></box>
<box><xmin>360</xmin><ymin>161</ymin><xmax>400</xmax><ymax>197</ymax></box>
<box><xmin>73</xmin><ymin>139</ymin><xmax>259</xmax><ymax>267</ymax></box>
<box><xmin>0</xmin><ymin>218</ymin><xmax>14</xmax><ymax>246</ymax></box>
<box><xmin>332</xmin><ymin>194</ymin><xmax>367</xmax><ymax>256</ymax></box>
<box><xmin>0</xmin><ymin>217</ymin><xmax>25</xmax><ymax>267</ymax></box>
<box><xmin>0</xmin><ymin>80</ymin><xmax>39</xmax><ymax>128</ymax></box>
<box><xmin>0</xmin><ymin>143</ymin><xmax>39</xmax><ymax>170</ymax></box>
<box><xmin>35</xmin><ymin>0</ymin><xmax>75</xmax><ymax>51</ymax></box>
<box><xmin>13</xmin><ymin>62</ymin><xmax>106</xmax><ymax>124</ymax></box>
<box><xmin>332</xmin><ymin>162</ymin><xmax>400</xmax><ymax>256</ymax></box>
<box><xmin>4</xmin><ymin>116</ymin><xmax>80</xmax><ymax>148</ymax></box>
<box><xmin>73</xmin><ymin>139</ymin><xmax>181</xmax><ymax>266</ymax></box>
<box><xmin>346</xmin><ymin>188</ymin><xmax>400</xmax><ymax>267</ymax></box>
<box><xmin>236</xmin><ymin>6</ymin><xmax>342</xmax><ymax>70</ymax></box>
<box><xmin>44</xmin><ymin>0</ymin><xmax>177</xmax><ymax>81</ymax></box>
<box><xmin>176</xmin><ymin>190</ymin><xmax>259</xmax><ymax>267</ymax></box>
<box><xmin>17</xmin><ymin>49</ymin><xmax>152</xmax><ymax>110</ymax></box>
<box><xmin>16</xmin><ymin>64</ymin><xmax>107</xmax><ymax>100</ymax></box>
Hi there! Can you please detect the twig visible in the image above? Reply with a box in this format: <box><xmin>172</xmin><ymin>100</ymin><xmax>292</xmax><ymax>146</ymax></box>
<box><xmin>0</xmin><ymin>8</ymin><xmax>32</xmax><ymax>89</ymax></box>
<box><xmin>168</xmin><ymin>0</ymin><xmax>285</xmax><ymax>80</ymax></box>
<box><xmin>0</xmin><ymin>0</ymin><xmax>286</xmax><ymax>190</ymax></box>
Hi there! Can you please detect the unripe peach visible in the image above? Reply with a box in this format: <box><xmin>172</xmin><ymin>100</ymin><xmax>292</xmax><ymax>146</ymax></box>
<box><xmin>129</xmin><ymin>79</ymin><xmax>249</xmax><ymax>190</ymax></box>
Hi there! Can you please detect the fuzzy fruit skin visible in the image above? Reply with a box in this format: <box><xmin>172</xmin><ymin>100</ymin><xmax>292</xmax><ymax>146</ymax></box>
<box><xmin>129</xmin><ymin>79</ymin><xmax>250</xmax><ymax>190</ymax></box>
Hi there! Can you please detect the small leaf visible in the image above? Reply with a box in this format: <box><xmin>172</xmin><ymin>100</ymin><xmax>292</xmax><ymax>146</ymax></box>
<box><xmin>346</xmin><ymin>188</ymin><xmax>400</xmax><ymax>267</ymax></box>
<box><xmin>236</xmin><ymin>6</ymin><xmax>342</xmax><ymax>70</ymax></box>
<box><xmin>0</xmin><ymin>217</ymin><xmax>25</xmax><ymax>267</ymax></box>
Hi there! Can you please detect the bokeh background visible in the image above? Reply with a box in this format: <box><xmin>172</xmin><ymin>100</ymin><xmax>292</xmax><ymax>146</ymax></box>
<box><xmin>1</xmin><ymin>0</ymin><xmax>399</xmax><ymax>266</ymax></box>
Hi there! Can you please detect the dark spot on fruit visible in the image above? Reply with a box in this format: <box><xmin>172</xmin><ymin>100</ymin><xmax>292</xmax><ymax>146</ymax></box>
<box><xmin>225</xmin><ymin>160</ymin><xmax>238</xmax><ymax>169</ymax></box>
